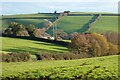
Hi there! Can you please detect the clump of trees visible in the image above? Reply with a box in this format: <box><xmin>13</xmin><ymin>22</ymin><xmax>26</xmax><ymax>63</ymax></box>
<box><xmin>69</xmin><ymin>33</ymin><xmax>118</xmax><ymax>57</ymax></box>
<box><xmin>55</xmin><ymin>29</ymin><xmax>69</xmax><ymax>40</ymax></box>
<box><xmin>3</xmin><ymin>22</ymin><xmax>51</xmax><ymax>38</ymax></box>
<box><xmin>103</xmin><ymin>31</ymin><xmax>120</xmax><ymax>46</ymax></box>
<box><xmin>4</xmin><ymin>22</ymin><xmax>29</xmax><ymax>36</ymax></box>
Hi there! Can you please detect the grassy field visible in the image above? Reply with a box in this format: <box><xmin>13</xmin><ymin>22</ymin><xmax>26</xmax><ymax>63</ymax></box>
<box><xmin>2</xmin><ymin>13</ymin><xmax>59</xmax><ymax>18</ymax></box>
<box><xmin>47</xmin><ymin>16</ymin><xmax>92</xmax><ymax>34</ymax></box>
<box><xmin>1</xmin><ymin>13</ymin><xmax>58</xmax><ymax>28</ymax></box>
<box><xmin>2</xmin><ymin>18</ymin><xmax>55</xmax><ymax>28</ymax></box>
<box><xmin>2</xmin><ymin>55</ymin><xmax>119</xmax><ymax>79</ymax></box>
<box><xmin>1</xmin><ymin>13</ymin><xmax>119</xmax><ymax>34</ymax></box>
<box><xmin>69</xmin><ymin>12</ymin><xmax>113</xmax><ymax>14</ymax></box>
<box><xmin>1</xmin><ymin>37</ymin><xmax>68</xmax><ymax>54</ymax></box>
<box><xmin>90</xmin><ymin>16</ymin><xmax>118</xmax><ymax>33</ymax></box>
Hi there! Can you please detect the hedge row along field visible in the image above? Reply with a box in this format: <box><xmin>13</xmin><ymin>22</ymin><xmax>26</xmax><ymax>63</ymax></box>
<box><xmin>2</xmin><ymin>55</ymin><xmax>119</xmax><ymax>80</ymax></box>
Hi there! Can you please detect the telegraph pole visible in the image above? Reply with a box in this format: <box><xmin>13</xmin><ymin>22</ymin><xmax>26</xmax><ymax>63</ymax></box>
<box><xmin>53</xmin><ymin>16</ymin><xmax>58</xmax><ymax>40</ymax></box>
<box><xmin>53</xmin><ymin>23</ymin><xmax>55</xmax><ymax>39</ymax></box>
<box><xmin>55</xmin><ymin>16</ymin><xmax>57</xmax><ymax>39</ymax></box>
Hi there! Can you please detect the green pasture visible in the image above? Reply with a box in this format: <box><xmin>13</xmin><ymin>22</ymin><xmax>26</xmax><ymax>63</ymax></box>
<box><xmin>90</xmin><ymin>16</ymin><xmax>118</xmax><ymax>33</ymax></box>
<box><xmin>2</xmin><ymin>18</ymin><xmax>55</xmax><ymax>28</ymax></box>
<box><xmin>69</xmin><ymin>12</ymin><xmax>113</xmax><ymax>14</ymax></box>
<box><xmin>1</xmin><ymin>13</ymin><xmax>58</xmax><ymax>28</ymax></box>
<box><xmin>47</xmin><ymin>16</ymin><xmax>92</xmax><ymax>34</ymax></box>
<box><xmin>2</xmin><ymin>55</ymin><xmax>119</xmax><ymax>79</ymax></box>
<box><xmin>1</xmin><ymin>37</ymin><xmax>68</xmax><ymax>54</ymax></box>
<box><xmin>2</xmin><ymin>13</ymin><xmax>59</xmax><ymax>18</ymax></box>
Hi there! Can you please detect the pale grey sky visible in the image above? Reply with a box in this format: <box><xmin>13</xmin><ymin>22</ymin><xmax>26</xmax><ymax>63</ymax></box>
<box><xmin>0</xmin><ymin>0</ymin><xmax>119</xmax><ymax>15</ymax></box>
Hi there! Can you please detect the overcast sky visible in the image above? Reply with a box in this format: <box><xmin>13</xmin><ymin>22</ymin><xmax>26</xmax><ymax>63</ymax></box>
<box><xmin>0</xmin><ymin>0</ymin><xmax>119</xmax><ymax>15</ymax></box>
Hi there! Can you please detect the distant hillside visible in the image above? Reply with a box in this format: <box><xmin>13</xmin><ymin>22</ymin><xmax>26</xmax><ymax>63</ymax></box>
<box><xmin>1</xmin><ymin>13</ymin><xmax>58</xmax><ymax>28</ymax></box>
<box><xmin>1</xmin><ymin>12</ymin><xmax>119</xmax><ymax>34</ymax></box>
<box><xmin>47</xmin><ymin>16</ymin><xmax>93</xmax><ymax>34</ymax></box>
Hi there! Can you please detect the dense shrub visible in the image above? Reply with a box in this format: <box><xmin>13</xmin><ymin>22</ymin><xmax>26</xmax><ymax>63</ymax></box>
<box><xmin>3</xmin><ymin>22</ymin><xmax>51</xmax><ymax>38</ymax></box>
<box><xmin>4</xmin><ymin>22</ymin><xmax>29</xmax><ymax>36</ymax></box>
<box><xmin>0</xmin><ymin>53</ymin><xmax>2</xmax><ymax>62</ymax></box>
<box><xmin>108</xmin><ymin>43</ymin><xmax>118</xmax><ymax>55</ymax></box>
<box><xmin>2</xmin><ymin>52</ymin><xmax>31</xmax><ymax>62</ymax></box>
<box><xmin>35</xmin><ymin>53</ymin><xmax>85</xmax><ymax>60</ymax></box>
<box><xmin>103</xmin><ymin>31</ymin><xmax>120</xmax><ymax>45</ymax></box>
<box><xmin>69</xmin><ymin>33</ymin><xmax>118</xmax><ymax>57</ymax></box>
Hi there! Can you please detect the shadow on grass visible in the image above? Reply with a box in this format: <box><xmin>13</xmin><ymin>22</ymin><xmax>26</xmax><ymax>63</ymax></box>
<box><xmin>33</xmin><ymin>42</ymin><xmax>55</xmax><ymax>46</ymax></box>
<box><xmin>3</xmin><ymin>46</ymin><xmax>68</xmax><ymax>55</ymax></box>
<box><xmin>33</xmin><ymin>41</ymin><xmax>64</xmax><ymax>47</ymax></box>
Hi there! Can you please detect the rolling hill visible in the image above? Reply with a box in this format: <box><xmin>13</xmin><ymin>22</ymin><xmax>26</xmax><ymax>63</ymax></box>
<box><xmin>1</xmin><ymin>13</ymin><xmax>58</xmax><ymax>28</ymax></box>
<box><xmin>1</xmin><ymin>13</ymin><xmax>119</xmax><ymax>34</ymax></box>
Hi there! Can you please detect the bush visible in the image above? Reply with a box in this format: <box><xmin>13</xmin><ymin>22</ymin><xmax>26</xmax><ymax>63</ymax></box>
<box><xmin>104</xmin><ymin>31</ymin><xmax>120</xmax><ymax>45</ymax></box>
<box><xmin>4</xmin><ymin>22</ymin><xmax>29</xmax><ymax>36</ymax></box>
<box><xmin>108</xmin><ymin>43</ymin><xmax>118</xmax><ymax>55</ymax></box>
<box><xmin>35</xmin><ymin>53</ymin><xmax>85</xmax><ymax>60</ymax></box>
<box><xmin>69</xmin><ymin>33</ymin><xmax>118</xmax><ymax>58</ymax></box>
<box><xmin>2</xmin><ymin>52</ymin><xmax>31</xmax><ymax>62</ymax></box>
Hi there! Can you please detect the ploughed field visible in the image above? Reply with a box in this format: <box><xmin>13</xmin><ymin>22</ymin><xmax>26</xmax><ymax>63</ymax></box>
<box><xmin>2</xmin><ymin>55</ymin><xmax>119</xmax><ymax>79</ymax></box>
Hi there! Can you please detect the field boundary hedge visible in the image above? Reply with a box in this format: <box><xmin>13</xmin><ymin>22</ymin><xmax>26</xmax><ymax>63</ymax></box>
<box><xmin>68</xmin><ymin>14</ymin><xmax>120</xmax><ymax>16</ymax></box>
<box><xmin>86</xmin><ymin>15</ymin><xmax>101</xmax><ymax>32</ymax></box>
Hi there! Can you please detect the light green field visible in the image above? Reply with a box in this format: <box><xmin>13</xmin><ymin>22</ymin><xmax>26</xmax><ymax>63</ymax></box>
<box><xmin>1</xmin><ymin>37</ymin><xmax>68</xmax><ymax>54</ymax></box>
<box><xmin>2</xmin><ymin>55</ymin><xmax>119</xmax><ymax>79</ymax></box>
<box><xmin>48</xmin><ymin>16</ymin><xmax>92</xmax><ymax>34</ymax></box>
<box><xmin>90</xmin><ymin>16</ymin><xmax>118</xmax><ymax>33</ymax></box>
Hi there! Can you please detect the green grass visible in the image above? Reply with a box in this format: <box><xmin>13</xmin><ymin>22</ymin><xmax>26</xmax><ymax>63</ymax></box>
<box><xmin>2</xmin><ymin>18</ymin><xmax>55</xmax><ymax>28</ymax></box>
<box><xmin>69</xmin><ymin>12</ymin><xmax>114</xmax><ymax>14</ymax></box>
<box><xmin>1</xmin><ymin>13</ymin><xmax>119</xmax><ymax>34</ymax></box>
<box><xmin>47</xmin><ymin>16</ymin><xmax>92</xmax><ymax>34</ymax></box>
<box><xmin>2</xmin><ymin>13</ymin><xmax>59</xmax><ymax>18</ymax></box>
<box><xmin>1</xmin><ymin>37</ymin><xmax>68</xmax><ymax>54</ymax></box>
<box><xmin>90</xmin><ymin>16</ymin><xmax>118</xmax><ymax>33</ymax></box>
<box><xmin>2</xmin><ymin>13</ymin><xmax>57</xmax><ymax>28</ymax></box>
<box><xmin>2</xmin><ymin>55</ymin><xmax>119</xmax><ymax>79</ymax></box>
